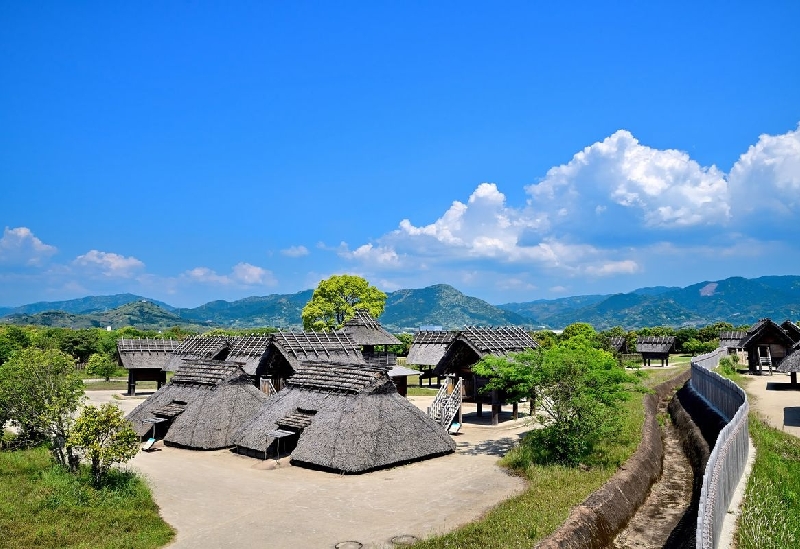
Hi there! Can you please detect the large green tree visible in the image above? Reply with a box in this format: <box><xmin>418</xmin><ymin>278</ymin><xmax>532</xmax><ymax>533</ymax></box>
<box><xmin>0</xmin><ymin>348</ymin><xmax>84</xmax><ymax>468</ymax></box>
<box><xmin>301</xmin><ymin>274</ymin><xmax>387</xmax><ymax>331</ymax></box>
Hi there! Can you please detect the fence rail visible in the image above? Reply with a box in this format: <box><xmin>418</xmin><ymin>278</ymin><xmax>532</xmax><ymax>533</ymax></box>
<box><xmin>691</xmin><ymin>349</ymin><xmax>750</xmax><ymax>549</ymax></box>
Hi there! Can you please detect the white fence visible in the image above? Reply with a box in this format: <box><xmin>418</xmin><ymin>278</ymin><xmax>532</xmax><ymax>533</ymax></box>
<box><xmin>690</xmin><ymin>349</ymin><xmax>750</xmax><ymax>549</ymax></box>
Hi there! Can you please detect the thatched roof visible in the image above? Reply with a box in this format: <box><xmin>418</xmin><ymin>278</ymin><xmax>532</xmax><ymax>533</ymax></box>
<box><xmin>163</xmin><ymin>335</ymin><xmax>232</xmax><ymax>371</ymax></box>
<box><xmin>388</xmin><ymin>364</ymin><xmax>420</xmax><ymax>378</ymax></box>
<box><xmin>781</xmin><ymin>321</ymin><xmax>800</xmax><ymax>344</ymax></box>
<box><xmin>233</xmin><ymin>361</ymin><xmax>455</xmax><ymax>473</ymax></box>
<box><xmin>126</xmin><ymin>359</ymin><xmax>268</xmax><ymax>450</ymax></box>
<box><xmin>116</xmin><ymin>338</ymin><xmax>180</xmax><ymax>370</ymax></box>
<box><xmin>777</xmin><ymin>343</ymin><xmax>800</xmax><ymax>373</ymax></box>
<box><xmin>227</xmin><ymin>335</ymin><xmax>272</xmax><ymax>375</ymax></box>
<box><xmin>719</xmin><ymin>331</ymin><xmax>747</xmax><ymax>349</ymax></box>
<box><xmin>255</xmin><ymin>331</ymin><xmax>364</xmax><ymax>378</ymax></box>
<box><xmin>338</xmin><ymin>310</ymin><xmax>400</xmax><ymax>346</ymax></box>
<box><xmin>739</xmin><ymin>318</ymin><xmax>794</xmax><ymax>349</ymax></box>
<box><xmin>435</xmin><ymin>326</ymin><xmax>538</xmax><ymax>375</ymax></box>
<box><xmin>407</xmin><ymin>331</ymin><xmax>454</xmax><ymax>367</ymax></box>
<box><xmin>635</xmin><ymin>336</ymin><xmax>675</xmax><ymax>354</ymax></box>
<box><xmin>608</xmin><ymin>336</ymin><xmax>627</xmax><ymax>353</ymax></box>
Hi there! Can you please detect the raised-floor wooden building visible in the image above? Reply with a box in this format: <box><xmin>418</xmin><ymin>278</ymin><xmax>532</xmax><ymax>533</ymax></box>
<box><xmin>635</xmin><ymin>336</ymin><xmax>675</xmax><ymax>367</ymax></box>
<box><xmin>116</xmin><ymin>338</ymin><xmax>180</xmax><ymax>396</ymax></box>
<box><xmin>740</xmin><ymin>318</ymin><xmax>795</xmax><ymax>374</ymax></box>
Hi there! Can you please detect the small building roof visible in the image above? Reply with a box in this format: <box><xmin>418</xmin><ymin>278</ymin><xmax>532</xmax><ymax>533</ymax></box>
<box><xmin>435</xmin><ymin>326</ymin><xmax>538</xmax><ymax>375</ymax></box>
<box><xmin>226</xmin><ymin>335</ymin><xmax>272</xmax><ymax>375</ymax></box>
<box><xmin>256</xmin><ymin>331</ymin><xmax>365</xmax><ymax>377</ymax></box>
<box><xmin>719</xmin><ymin>331</ymin><xmax>748</xmax><ymax>349</ymax></box>
<box><xmin>126</xmin><ymin>358</ymin><xmax>269</xmax><ymax>450</ymax></box>
<box><xmin>739</xmin><ymin>318</ymin><xmax>794</xmax><ymax>349</ymax></box>
<box><xmin>233</xmin><ymin>361</ymin><xmax>455</xmax><ymax>473</ymax></box>
<box><xmin>635</xmin><ymin>336</ymin><xmax>675</xmax><ymax>354</ymax></box>
<box><xmin>407</xmin><ymin>331</ymin><xmax>455</xmax><ymax>367</ymax></box>
<box><xmin>164</xmin><ymin>335</ymin><xmax>232</xmax><ymax>371</ymax></box>
<box><xmin>116</xmin><ymin>338</ymin><xmax>180</xmax><ymax>370</ymax></box>
<box><xmin>338</xmin><ymin>310</ymin><xmax>400</xmax><ymax>346</ymax></box>
<box><xmin>608</xmin><ymin>336</ymin><xmax>628</xmax><ymax>353</ymax></box>
<box><xmin>781</xmin><ymin>320</ymin><xmax>800</xmax><ymax>344</ymax></box>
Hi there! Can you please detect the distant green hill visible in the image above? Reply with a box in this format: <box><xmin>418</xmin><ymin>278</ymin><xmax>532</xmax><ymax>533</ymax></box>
<box><xmin>380</xmin><ymin>284</ymin><xmax>533</xmax><ymax>332</ymax></box>
<box><xmin>1</xmin><ymin>294</ymin><xmax>175</xmax><ymax>316</ymax></box>
<box><xmin>175</xmin><ymin>290</ymin><xmax>314</xmax><ymax>329</ymax></box>
<box><xmin>1</xmin><ymin>302</ymin><xmax>207</xmax><ymax>332</ymax></box>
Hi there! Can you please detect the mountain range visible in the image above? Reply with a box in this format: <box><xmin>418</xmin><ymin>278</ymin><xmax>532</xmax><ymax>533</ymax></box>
<box><xmin>2</xmin><ymin>275</ymin><xmax>799</xmax><ymax>332</ymax></box>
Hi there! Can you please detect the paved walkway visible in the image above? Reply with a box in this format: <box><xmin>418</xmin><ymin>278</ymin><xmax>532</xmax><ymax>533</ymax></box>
<box><xmin>90</xmin><ymin>391</ymin><xmax>530</xmax><ymax>549</ymax></box>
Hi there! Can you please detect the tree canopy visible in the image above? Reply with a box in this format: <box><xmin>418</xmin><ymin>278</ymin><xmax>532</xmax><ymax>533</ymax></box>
<box><xmin>68</xmin><ymin>403</ymin><xmax>139</xmax><ymax>485</ymax></box>
<box><xmin>301</xmin><ymin>274</ymin><xmax>387</xmax><ymax>331</ymax></box>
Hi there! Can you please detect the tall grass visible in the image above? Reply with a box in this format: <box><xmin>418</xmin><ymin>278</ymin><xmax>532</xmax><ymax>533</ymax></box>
<box><xmin>0</xmin><ymin>445</ymin><xmax>174</xmax><ymax>549</ymax></box>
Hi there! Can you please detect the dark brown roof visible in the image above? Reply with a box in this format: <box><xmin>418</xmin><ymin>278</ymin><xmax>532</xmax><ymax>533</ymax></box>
<box><xmin>152</xmin><ymin>401</ymin><xmax>187</xmax><ymax>419</ymax></box>
<box><xmin>435</xmin><ymin>326</ymin><xmax>538</xmax><ymax>375</ymax></box>
<box><xmin>608</xmin><ymin>336</ymin><xmax>627</xmax><ymax>352</ymax></box>
<box><xmin>781</xmin><ymin>321</ymin><xmax>800</xmax><ymax>343</ymax></box>
<box><xmin>233</xmin><ymin>362</ymin><xmax>455</xmax><ymax>473</ymax></box>
<box><xmin>287</xmin><ymin>361</ymin><xmax>385</xmax><ymax>394</ymax></box>
<box><xmin>227</xmin><ymin>335</ymin><xmax>272</xmax><ymax>374</ymax></box>
<box><xmin>740</xmin><ymin>318</ymin><xmax>794</xmax><ymax>349</ymax></box>
<box><xmin>116</xmin><ymin>338</ymin><xmax>180</xmax><ymax>370</ymax></box>
<box><xmin>777</xmin><ymin>343</ymin><xmax>800</xmax><ymax>373</ymax></box>
<box><xmin>339</xmin><ymin>310</ymin><xmax>400</xmax><ymax>346</ymax></box>
<box><xmin>635</xmin><ymin>336</ymin><xmax>675</xmax><ymax>354</ymax></box>
<box><xmin>719</xmin><ymin>331</ymin><xmax>747</xmax><ymax>349</ymax></box>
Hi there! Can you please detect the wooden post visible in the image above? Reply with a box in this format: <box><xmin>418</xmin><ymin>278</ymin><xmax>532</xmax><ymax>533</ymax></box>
<box><xmin>512</xmin><ymin>401</ymin><xmax>518</xmax><ymax>420</ymax></box>
<box><xmin>477</xmin><ymin>402</ymin><xmax>483</xmax><ymax>417</ymax></box>
<box><xmin>127</xmin><ymin>370</ymin><xmax>135</xmax><ymax>396</ymax></box>
<box><xmin>491</xmin><ymin>390</ymin><xmax>500</xmax><ymax>426</ymax></box>
<box><xmin>792</xmin><ymin>372</ymin><xmax>797</xmax><ymax>385</ymax></box>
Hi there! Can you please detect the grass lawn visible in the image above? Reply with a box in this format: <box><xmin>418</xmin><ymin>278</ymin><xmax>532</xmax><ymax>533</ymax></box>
<box><xmin>0</xmin><ymin>445</ymin><xmax>174</xmax><ymax>549</ymax></box>
<box><xmin>413</xmin><ymin>364</ymin><xmax>689</xmax><ymax>548</ymax></box>
<box><xmin>736</xmin><ymin>415</ymin><xmax>800</xmax><ymax>548</ymax></box>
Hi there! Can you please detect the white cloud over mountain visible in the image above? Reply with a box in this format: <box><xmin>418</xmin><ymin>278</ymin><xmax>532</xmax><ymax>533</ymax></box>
<box><xmin>0</xmin><ymin>227</ymin><xmax>57</xmax><ymax>266</ymax></box>
<box><xmin>73</xmin><ymin>250</ymin><xmax>145</xmax><ymax>278</ymax></box>
<box><xmin>183</xmin><ymin>262</ymin><xmax>277</xmax><ymax>287</ymax></box>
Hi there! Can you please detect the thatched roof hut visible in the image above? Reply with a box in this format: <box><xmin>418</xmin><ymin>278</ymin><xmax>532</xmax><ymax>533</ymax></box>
<box><xmin>255</xmin><ymin>331</ymin><xmax>364</xmax><ymax>381</ymax></box>
<box><xmin>163</xmin><ymin>335</ymin><xmax>232</xmax><ymax>371</ymax></box>
<box><xmin>740</xmin><ymin>318</ymin><xmax>794</xmax><ymax>374</ymax></box>
<box><xmin>719</xmin><ymin>331</ymin><xmax>747</xmax><ymax>351</ymax></box>
<box><xmin>777</xmin><ymin>342</ymin><xmax>800</xmax><ymax>385</ymax></box>
<box><xmin>116</xmin><ymin>338</ymin><xmax>180</xmax><ymax>395</ymax></box>
<box><xmin>635</xmin><ymin>336</ymin><xmax>675</xmax><ymax>367</ymax></box>
<box><xmin>126</xmin><ymin>359</ymin><xmax>269</xmax><ymax>450</ymax></box>
<box><xmin>608</xmin><ymin>336</ymin><xmax>628</xmax><ymax>354</ymax></box>
<box><xmin>227</xmin><ymin>334</ymin><xmax>272</xmax><ymax>375</ymax></box>
<box><xmin>338</xmin><ymin>310</ymin><xmax>400</xmax><ymax>347</ymax></box>
<box><xmin>233</xmin><ymin>361</ymin><xmax>455</xmax><ymax>473</ymax></box>
<box><xmin>781</xmin><ymin>320</ymin><xmax>800</xmax><ymax>344</ymax></box>
<box><xmin>434</xmin><ymin>326</ymin><xmax>538</xmax><ymax>377</ymax></box>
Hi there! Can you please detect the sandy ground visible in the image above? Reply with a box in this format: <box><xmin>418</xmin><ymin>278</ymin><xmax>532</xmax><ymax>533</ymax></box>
<box><xmin>87</xmin><ymin>390</ymin><xmax>529</xmax><ymax>549</ymax></box>
<box><xmin>740</xmin><ymin>372</ymin><xmax>800</xmax><ymax>437</ymax></box>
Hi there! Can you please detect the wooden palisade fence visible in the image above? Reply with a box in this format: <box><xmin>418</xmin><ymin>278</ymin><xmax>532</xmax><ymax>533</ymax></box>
<box><xmin>690</xmin><ymin>348</ymin><xmax>750</xmax><ymax>549</ymax></box>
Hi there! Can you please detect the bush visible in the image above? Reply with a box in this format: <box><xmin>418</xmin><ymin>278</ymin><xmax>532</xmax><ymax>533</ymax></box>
<box><xmin>85</xmin><ymin>353</ymin><xmax>119</xmax><ymax>381</ymax></box>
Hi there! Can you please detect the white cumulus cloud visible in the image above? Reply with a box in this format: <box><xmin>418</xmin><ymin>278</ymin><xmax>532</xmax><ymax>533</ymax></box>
<box><xmin>183</xmin><ymin>263</ymin><xmax>277</xmax><ymax>286</ymax></box>
<box><xmin>73</xmin><ymin>250</ymin><xmax>145</xmax><ymax>278</ymax></box>
<box><xmin>0</xmin><ymin>227</ymin><xmax>57</xmax><ymax>265</ymax></box>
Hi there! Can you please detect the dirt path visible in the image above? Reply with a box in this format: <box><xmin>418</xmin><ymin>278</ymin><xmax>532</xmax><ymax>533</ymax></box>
<box><xmin>612</xmin><ymin>401</ymin><xmax>693</xmax><ymax>549</ymax></box>
<box><xmin>740</xmin><ymin>373</ymin><xmax>800</xmax><ymax>438</ymax></box>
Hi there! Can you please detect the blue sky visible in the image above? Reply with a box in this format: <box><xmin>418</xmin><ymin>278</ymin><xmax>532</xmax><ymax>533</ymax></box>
<box><xmin>1</xmin><ymin>2</ymin><xmax>799</xmax><ymax>308</ymax></box>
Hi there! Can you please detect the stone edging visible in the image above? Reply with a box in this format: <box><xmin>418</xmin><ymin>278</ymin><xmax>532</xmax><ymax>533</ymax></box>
<box><xmin>535</xmin><ymin>370</ymin><xmax>691</xmax><ymax>549</ymax></box>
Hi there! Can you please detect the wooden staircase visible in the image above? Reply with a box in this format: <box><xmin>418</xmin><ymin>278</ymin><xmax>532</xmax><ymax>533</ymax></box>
<box><xmin>428</xmin><ymin>377</ymin><xmax>463</xmax><ymax>431</ymax></box>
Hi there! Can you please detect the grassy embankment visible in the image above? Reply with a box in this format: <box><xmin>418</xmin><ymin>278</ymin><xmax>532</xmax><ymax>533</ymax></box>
<box><xmin>717</xmin><ymin>369</ymin><xmax>800</xmax><ymax>549</ymax></box>
<box><xmin>0</xmin><ymin>443</ymin><xmax>174</xmax><ymax>549</ymax></box>
<box><xmin>412</xmin><ymin>364</ymin><xmax>688</xmax><ymax>549</ymax></box>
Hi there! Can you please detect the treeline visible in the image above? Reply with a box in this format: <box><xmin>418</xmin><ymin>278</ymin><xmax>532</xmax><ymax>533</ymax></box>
<box><xmin>531</xmin><ymin>321</ymin><xmax>748</xmax><ymax>355</ymax></box>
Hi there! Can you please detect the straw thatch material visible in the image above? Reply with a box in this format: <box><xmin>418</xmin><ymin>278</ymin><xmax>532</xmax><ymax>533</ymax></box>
<box><xmin>233</xmin><ymin>361</ymin><xmax>455</xmax><ymax>473</ymax></box>
<box><xmin>407</xmin><ymin>331</ymin><xmax>454</xmax><ymax>366</ymax></box>
<box><xmin>608</xmin><ymin>336</ymin><xmax>628</xmax><ymax>354</ymax></box>
<box><xmin>719</xmin><ymin>331</ymin><xmax>747</xmax><ymax>350</ymax></box>
<box><xmin>739</xmin><ymin>318</ymin><xmax>792</xmax><ymax>348</ymax></box>
<box><xmin>338</xmin><ymin>309</ymin><xmax>400</xmax><ymax>346</ymax></box>
<box><xmin>435</xmin><ymin>326</ymin><xmax>538</xmax><ymax>376</ymax></box>
<box><xmin>116</xmin><ymin>338</ymin><xmax>180</xmax><ymax>369</ymax></box>
<box><xmin>781</xmin><ymin>320</ymin><xmax>800</xmax><ymax>344</ymax></box>
<box><xmin>227</xmin><ymin>334</ymin><xmax>272</xmax><ymax>375</ymax></box>
<box><xmin>777</xmin><ymin>342</ymin><xmax>800</xmax><ymax>373</ymax></box>
<box><xmin>255</xmin><ymin>331</ymin><xmax>364</xmax><ymax>378</ymax></box>
<box><xmin>635</xmin><ymin>336</ymin><xmax>675</xmax><ymax>354</ymax></box>
<box><xmin>163</xmin><ymin>335</ymin><xmax>232</xmax><ymax>371</ymax></box>
<box><xmin>126</xmin><ymin>359</ymin><xmax>269</xmax><ymax>450</ymax></box>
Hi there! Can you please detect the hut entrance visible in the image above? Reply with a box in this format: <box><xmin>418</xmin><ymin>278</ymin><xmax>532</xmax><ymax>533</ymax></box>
<box><xmin>267</xmin><ymin>408</ymin><xmax>317</xmax><ymax>458</ymax></box>
<box><xmin>147</xmin><ymin>400</ymin><xmax>187</xmax><ymax>439</ymax></box>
